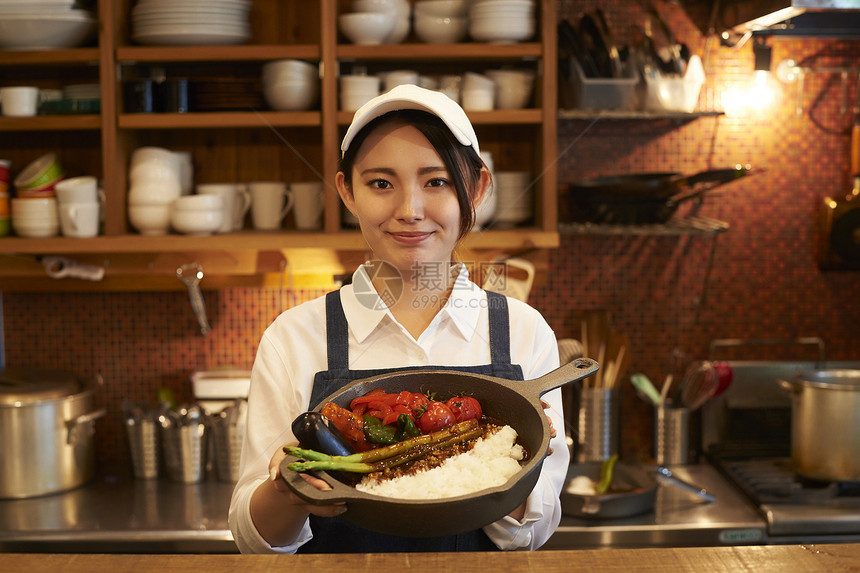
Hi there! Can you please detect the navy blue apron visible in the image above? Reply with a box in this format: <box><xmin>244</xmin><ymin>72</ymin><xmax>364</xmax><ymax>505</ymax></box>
<box><xmin>297</xmin><ymin>288</ymin><xmax>523</xmax><ymax>553</ymax></box>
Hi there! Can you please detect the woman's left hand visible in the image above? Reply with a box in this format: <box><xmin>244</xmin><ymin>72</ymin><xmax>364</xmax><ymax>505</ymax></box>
<box><xmin>541</xmin><ymin>399</ymin><xmax>556</xmax><ymax>456</ymax></box>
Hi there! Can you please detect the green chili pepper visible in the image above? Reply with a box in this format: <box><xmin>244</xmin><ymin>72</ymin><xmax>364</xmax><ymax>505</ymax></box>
<box><xmin>363</xmin><ymin>415</ymin><xmax>399</xmax><ymax>445</ymax></box>
<box><xmin>396</xmin><ymin>413</ymin><xmax>421</xmax><ymax>441</ymax></box>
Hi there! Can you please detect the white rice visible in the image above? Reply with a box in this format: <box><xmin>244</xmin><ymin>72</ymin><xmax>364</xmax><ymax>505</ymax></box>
<box><xmin>354</xmin><ymin>425</ymin><xmax>525</xmax><ymax>500</ymax></box>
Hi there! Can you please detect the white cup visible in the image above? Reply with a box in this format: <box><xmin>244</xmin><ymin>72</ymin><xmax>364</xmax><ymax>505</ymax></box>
<box><xmin>249</xmin><ymin>181</ymin><xmax>294</xmax><ymax>231</ymax></box>
<box><xmin>290</xmin><ymin>181</ymin><xmax>325</xmax><ymax>230</ymax></box>
<box><xmin>55</xmin><ymin>176</ymin><xmax>99</xmax><ymax>204</ymax></box>
<box><xmin>59</xmin><ymin>202</ymin><xmax>100</xmax><ymax>238</ymax></box>
<box><xmin>173</xmin><ymin>151</ymin><xmax>194</xmax><ymax>195</ymax></box>
<box><xmin>1</xmin><ymin>86</ymin><xmax>40</xmax><ymax>117</ymax></box>
<box><xmin>383</xmin><ymin>69</ymin><xmax>419</xmax><ymax>92</ymax></box>
<box><xmin>196</xmin><ymin>183</ymin><xmax>251</xmax><ymax>233</ymax></box>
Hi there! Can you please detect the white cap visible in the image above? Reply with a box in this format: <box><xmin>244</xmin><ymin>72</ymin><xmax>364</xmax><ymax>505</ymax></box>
<box><xmin>341</xmin><ymin>84</ymin><xmax>480</xmax><ymax>157</ymax></box>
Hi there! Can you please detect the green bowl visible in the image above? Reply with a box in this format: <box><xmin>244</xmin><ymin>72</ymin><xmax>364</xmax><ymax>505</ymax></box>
<box><xmin>14</xmin><ymin>153</ymin><xmax>63</xmax><ymax>190</ymax></box>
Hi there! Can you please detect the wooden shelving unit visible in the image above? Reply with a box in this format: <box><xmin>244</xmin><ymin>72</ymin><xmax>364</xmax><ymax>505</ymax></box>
<box><xmin>0</xmin><ymin>0</ymin><xmax>561</xmax><ymax>282</ymax></box>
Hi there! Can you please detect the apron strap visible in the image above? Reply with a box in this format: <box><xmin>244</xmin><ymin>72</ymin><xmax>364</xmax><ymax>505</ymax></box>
<box><xmin>325</xmin><ymin>290</ymin><xmax>350</xmax><ymax>370</ymax></box>
<box><xmin>486</xmin><ymin>290</ymin><xmax>512</xmax><ymax>365</ymax></box>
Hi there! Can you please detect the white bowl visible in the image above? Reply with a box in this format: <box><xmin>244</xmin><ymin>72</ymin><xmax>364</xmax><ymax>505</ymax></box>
<box><xmin>0</xmin><ymin>11</ymin><xmax>95</xmax><ymax>50</ymax></box>
<box><xmin>128</xmin><ymin>203</ymin><xmax>171</xmax><ymax>235</ymax></box>
<box><xmin>262</xmin><ymin>59</ymin><xmax>317</xmax><ymax>81</ymax></box>
<box><xmin>172</xmin><ymin>194</ymin><xmax>223</xmax><ymax>211</ymax></box>
<box><xmin>414</xmin><ymin>0</ymin><xmax>468</xmax><ymax>17</ymax></box>
<box><xmin>340</xmin><ymin>74</ymin><xmax>381</xmax><ymax>92</ymax></box>
<box><xmin>128</xmin><ymin>179</ymin><xmax>182</xmax><ymax>205</ymax></box>
<box><xmin>385</xmin><ymin>15</ymin><xmax>410</xmax><ymax>44</ymax></box>
<box><xmin>338</xmin><ymin>12</ymin><xmax>395</xmax><ymax>45</ymax></box>
<box><xmin>469</xmin><ymin>17</ymin><xmax>535</xmax><ymax>43</ymax></box>
<box><xmin>486</xmin><ymin>69</ymin><xmax>535</xmax><ymax>109</ymax></box>
<box><xmin>414</xmin><ymin>14</ymin><xmax>467</xmax><ymax>44</ymax></box>
<box><xmin>12</xmin><ymin>218</ymin><xmax>59</xmax><ymax>238</ymax></box>
<box><xmin>263</xmin><ymin>79</ymin><xmax>319</xmax><ymax>111</ymax></box>
<box><xmin>170</xmin><ymin>207</ymin><xmax>224</xmax><ymax>235</ymax></box>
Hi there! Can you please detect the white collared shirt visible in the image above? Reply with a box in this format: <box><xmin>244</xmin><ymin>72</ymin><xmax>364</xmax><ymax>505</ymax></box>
<box><xmin>229</xmin><ymin>263</ymin><xmax>568</xmax><ymax>553</ymax></box>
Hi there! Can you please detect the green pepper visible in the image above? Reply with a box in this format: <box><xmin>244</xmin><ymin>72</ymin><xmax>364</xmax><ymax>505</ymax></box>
<box><xmin>363</xmin><ymin>415</ymin><xmax>398</xmax><ymax>445</ymax></box>
<box><xmin>396</xmin><ymin>413</ymin><xmax>421</xmax><ymax>441</ymax></box>
<box><xmin>596</xmin><ymin>453</ymin><xmax>619</xmax><ymax>495</ymax></box>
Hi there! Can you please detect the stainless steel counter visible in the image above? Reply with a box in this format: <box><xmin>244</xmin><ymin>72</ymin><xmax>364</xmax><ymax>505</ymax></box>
<box><xmin>0</xmin><ymin>468</ymin><xmax>238</xmax><ymax>553</ymax></box>
<box><xmin>542</xmin><ymin>464</ymin><xmax>767</xmax><ymax>550</ymax></box>
<box><xmin>0</xmin><ymin>464</ymin><xmax>765</xmax><ymax>553</ymax></box>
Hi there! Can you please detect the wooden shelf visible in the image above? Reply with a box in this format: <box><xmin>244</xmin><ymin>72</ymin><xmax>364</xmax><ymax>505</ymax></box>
<box><xmin>337</xmin><ymin>42</ymin><xmax>542</xmax><ymax>61</ymax></box>
<box><xmin>0</xmin><ymin>229</ymin><xmax>558</xmax><ymax>255</ymax></box>
<box><xmin>116</xmin><ymin>45</ymin><xmax>320</xmax><ymax>63</ymax></box>
<box><xmin>0</xmin><ymin>0</ymin><xmax>560</xmax><ymax>284</ymax></box>
<box><xmin>0</xmin><ymin>115</ymin><xmax>101</xmax><ymax>131</ymax></box>
<box><xmin>118</xmin><ymin>111</ymin><xmax>321</xmax><ymax>129</ymax></box>
<box><xmin>0</xmin><ymin>48</ymin><xmax>100</xmax><ymax>65</ymax></box>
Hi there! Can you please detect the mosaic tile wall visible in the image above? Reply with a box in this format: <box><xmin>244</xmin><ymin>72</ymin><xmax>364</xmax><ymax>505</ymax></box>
<box><xmin>3</xmin><ymin>3</ymin><xmax>860</xmax><ymax>465</ymax></box>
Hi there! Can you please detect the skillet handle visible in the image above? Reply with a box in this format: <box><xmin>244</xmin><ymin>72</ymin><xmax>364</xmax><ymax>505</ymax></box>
<box><xmin>278</xmin><ymin>455</ymin><xmax>353</xmax><ymax>505</ymax></box>
<box><xmin>531</xmin><ymin>357</ymin><xmax>599</xmax><ymax>398</ymax></box>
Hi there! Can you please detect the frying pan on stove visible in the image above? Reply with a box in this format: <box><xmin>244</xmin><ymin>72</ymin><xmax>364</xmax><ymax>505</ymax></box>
<box><xmin>280</xmin><ymin>357</ymin><xmax>599</xmax><ymax>537</ymax></box>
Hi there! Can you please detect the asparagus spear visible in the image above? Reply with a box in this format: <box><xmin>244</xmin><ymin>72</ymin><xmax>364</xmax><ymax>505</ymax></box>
<box><xmin>284</xmin><ymin>419</ymin><xmax>482</xmax><ymax>474</ymax></box>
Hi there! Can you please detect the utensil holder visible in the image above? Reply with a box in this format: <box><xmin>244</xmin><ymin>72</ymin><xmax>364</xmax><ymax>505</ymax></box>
<box><xmin>576</xmin><ymin>387</ymin><xmax>619</xmax><ymax>462</ymax></box>
<box><xmin>211</xmin><ymin>416</ymin><xmax>245</xmax><ymax>483</ymax></box>
<box><xmin>161</xmin><ymin>423</ymin><xmax>208</xmax><ymax>483</ymax></box>
<box><xmin>126</xmin><ymin>418</ymin><xmax>160</xmax><ymax>479</ymax></box>
<box><xmin>654</xmin><ymin>406</ymin><xmax>690</xmax><ymax>465</ymax></box>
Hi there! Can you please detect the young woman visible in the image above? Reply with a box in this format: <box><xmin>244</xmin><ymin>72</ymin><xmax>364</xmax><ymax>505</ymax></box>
<box><xmin>229</xmin><ymin>84</ymin><xmax>568</xmax><ymax>553</ymax></box>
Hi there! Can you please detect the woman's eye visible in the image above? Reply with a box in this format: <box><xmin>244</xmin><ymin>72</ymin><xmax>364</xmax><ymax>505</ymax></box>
<box><xmin>426</xmin><ymin>177</ymin><xmax>450</xmax><ymax>189</ymax></box>
<box><xmin>367</xmin><ymin>179</ymin><xmax>392</xmax><ymax>190</ymax></box>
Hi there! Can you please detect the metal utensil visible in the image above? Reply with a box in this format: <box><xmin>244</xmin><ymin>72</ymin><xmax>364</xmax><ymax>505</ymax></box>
<box><xmin>656</xmin><ymin>465</ymin><xmax>715</xmax><ymax>502</ymax></box>
<box><xmin>176</xmin><ymin>262</ymin><xmax>211</xmax><ymax>335</ymax></box>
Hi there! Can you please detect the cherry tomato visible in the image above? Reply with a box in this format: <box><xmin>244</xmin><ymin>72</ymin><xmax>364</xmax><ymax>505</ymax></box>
<box><xmin>396</xmin><ymin>391</ymin><xmax>430</xmax><ymax>419</ymax></box>
<box><xmin>445</xmin><ymin>396</ymin><xmax>482</xmax><ymax>423</ymax></box>
<box><xmin>417</xmin><ymin>400</ymin><xmax>456</xmax><ymax>433</ymax></box>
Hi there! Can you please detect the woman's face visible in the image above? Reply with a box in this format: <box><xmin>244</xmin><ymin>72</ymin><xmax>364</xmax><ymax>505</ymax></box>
<box><xmin>336</xmin><ymin>120</ymin><xmax>464</xmax><ymax>277</ymax></box>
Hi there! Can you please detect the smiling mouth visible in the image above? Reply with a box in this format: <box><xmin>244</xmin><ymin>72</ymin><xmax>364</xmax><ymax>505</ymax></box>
<box><xmin>388</xmin><ymin>231</ymin><xmax>433</xmax><ymax>243</ymax></box>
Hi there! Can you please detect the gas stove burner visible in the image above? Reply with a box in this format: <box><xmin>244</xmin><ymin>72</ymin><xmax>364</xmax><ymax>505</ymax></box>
<box><xmin>717</xmin><ymin>457</ymin><xmax>860</xmax><ymax>506</ymax></box>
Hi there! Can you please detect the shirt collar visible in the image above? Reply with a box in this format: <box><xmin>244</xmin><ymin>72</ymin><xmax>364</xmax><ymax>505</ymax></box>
<box><xmin>340</xmin><ymin>263</ymin><xmax>483</xmax><ymax>344</ymax></box>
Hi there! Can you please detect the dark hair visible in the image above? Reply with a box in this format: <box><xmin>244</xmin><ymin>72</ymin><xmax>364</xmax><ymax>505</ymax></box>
<box><xmin>338</xmin><ymin>109</ymin><xmax>485</xmax><ymax>243</ymax></box>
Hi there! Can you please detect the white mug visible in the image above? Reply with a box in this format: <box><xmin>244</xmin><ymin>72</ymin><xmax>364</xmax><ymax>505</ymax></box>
<box><xmin>59</xmin><ymin>202</ymin><xmax>100</xmax><ymax>238</ymax></box>
<box><xmin>196</xmin><ymin>183</ymin><xmax>251</xmax><ymax>233</ymax></box>
<box><xmin>0</xmin><ymin>86</ymin><xmax>40</xmax><ymax>117</ymax></box>
<box><xmin>249</xmin><ymin>181</ymin><xmax>294</xmax><ymax>231</ymax></box>
<box><xmin>290</xmin><ymin>181</ymin><xmax>325</xmax><ymax>230</ymax></box>
<box><xmin>55</xmin><ymin>176</ymin><xmax>100</xmax><ymax>204</ymax></box>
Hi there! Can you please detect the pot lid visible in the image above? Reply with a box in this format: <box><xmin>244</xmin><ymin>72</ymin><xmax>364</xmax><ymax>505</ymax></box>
<box><xmin>0</xmin><ymin>368</ymin><xmax>84</xmax><ymax>404</ymax></box>
<box><xmin>791</xmin><ymin>369</ymin><xmax>860</xmax><ymax>390</ymax></box>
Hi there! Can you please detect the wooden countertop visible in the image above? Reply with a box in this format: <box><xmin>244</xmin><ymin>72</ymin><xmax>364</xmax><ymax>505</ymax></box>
<box><xmin>2</xmin><ymin>544</ymin><xmax>859</xmax><ymax>572</ymax></box>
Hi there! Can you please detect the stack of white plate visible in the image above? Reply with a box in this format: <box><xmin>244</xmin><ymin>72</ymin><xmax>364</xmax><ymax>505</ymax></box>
<box><xmin>131</xmin><ymin>0</ymin><xmax>252</xmax><ymax>46</ymax></box>
<box><xmin>468</xmin><ymin>0</ymin><xmax>536</xmax><ymax>43</ymax></box>
<box><xmin>492</xmin><ymin>171</ymin><xmax>534</xmax><ymax>226</ymax></box>
<box><xmin>0</xmin><ymin>0</ymin><xmax>95</xmax><ymax>50</ymax></box>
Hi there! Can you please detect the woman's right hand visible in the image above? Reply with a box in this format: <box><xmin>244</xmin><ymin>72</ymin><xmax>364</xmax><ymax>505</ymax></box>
<box><xmin>267</xmin><ymin>443</ymin><xmax>347</xmax><ymax>518</ymax></box>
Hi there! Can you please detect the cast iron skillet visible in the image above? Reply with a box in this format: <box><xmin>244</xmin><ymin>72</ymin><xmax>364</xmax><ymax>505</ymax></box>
<box><xmin>280</xmin><ymin>357</ymin><xmax>599</xmax><ymax>537</ymax></box>
<box><xmin>560</xmin><ymin>461</ymin><xmax>658</xmax><ymax>519</ymax></box>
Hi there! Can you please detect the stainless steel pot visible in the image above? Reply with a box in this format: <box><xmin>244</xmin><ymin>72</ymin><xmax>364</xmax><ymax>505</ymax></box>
<box><xmin>778</xmin><ymin>369</ymin><xmax>860</xmax><ymax>482</ymax></box>
<box><xmin>0</xmin><ymin>368</ymin><xmax>105</xmax><ymax>498</ymax></box>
